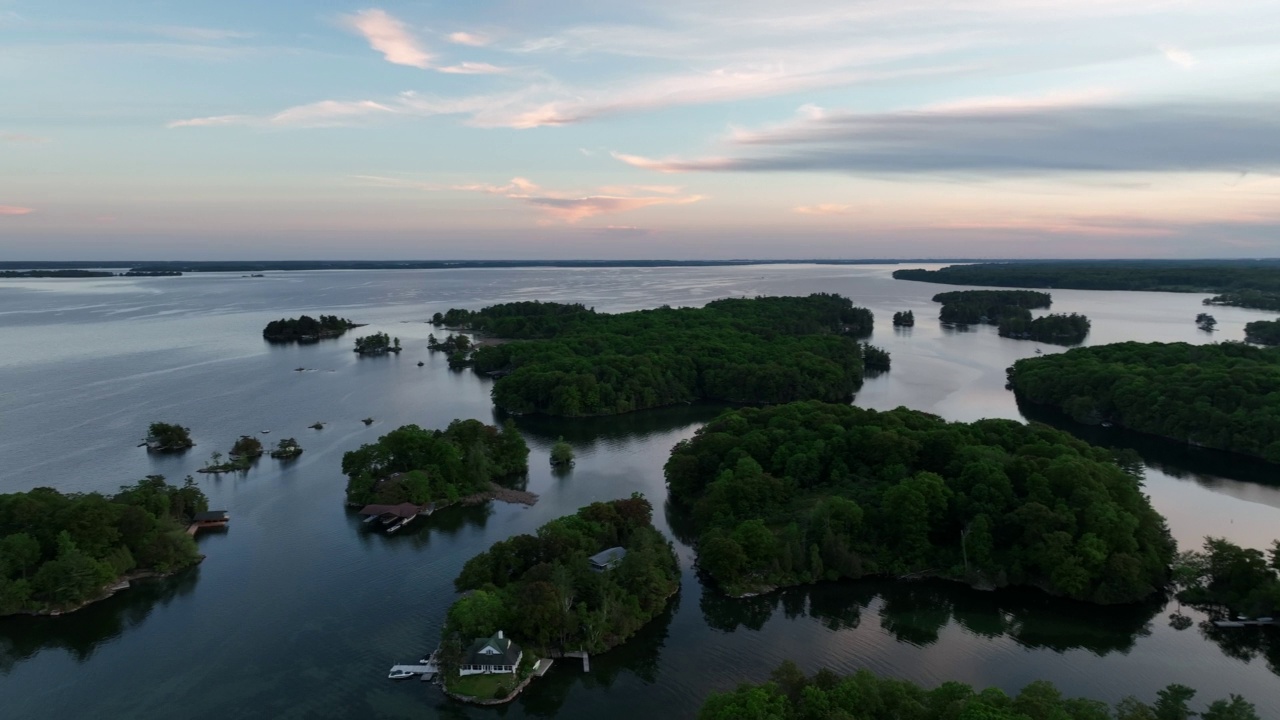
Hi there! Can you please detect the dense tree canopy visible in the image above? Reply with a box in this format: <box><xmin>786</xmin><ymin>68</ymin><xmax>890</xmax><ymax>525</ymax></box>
<box><xmin>353</xmin><ymin>332</ymin><xmax>399</xmax><ymax>354</ymax></box>
<box><xmin>0</xmin><ymin>476</ymin><xmax>207</xmax><ymax>615</ymax></box>
<box><xmin>1244</xmin><ymin>320</ymin><xmax>1280</xmax><ymax>346</ymax></box>
<box><xmin>341</xmin><ymin>419</ymin><xmax>529</xmax><ymax>506</ymax></box>
<box><xmin>999</xmin><ymin>313</ymin><xmax>1091</xmax><ymax>345</ymax></box>
<box><xmin>443</xmin><ymin>496</ymin><xmax>678</xmax><ymax>658</ymax></box>
<box><xmin>1206</xmin><ymin>291</ymin><xmax>1280</xmax><ymax>312</ymax></box>
<box><xmin>1008</xmin><ymin>342</ymin><xmax>1280</xmax><ymax>463</ymax></box>
<box><xmin>1174</xmin><ymin>537</ymin><xmax>1280</xmax><ymax>619</ymax></box>
<box><xmin>261</xmin><ymin>315</ymin><xmax>357</xmax><ymax>342</ymax></box>
<box><xmin>933</xmin><ymin>290</ymin><xmax>1053</xmax><ymax>325</ymax></box>
<box><xmin>665</xmin><ymin>402</ymin><xmax>1173</xmax><ymax>603</ymax></box>
<box><xmin>892</xmin><ymin>310</ymin><xmax>914</xmax><ymax>327</ymax></box>
<box><xmin>699</xmin><ymin>662</ymin><xmax>1259</xmax><ymax>720</ymax></box>
<box><xmin>146</xmin><ymin>422</ymin><xmax>192</xmax><ymax>451</ymax></box>
<box><xmin>434</xmin><ymin>294</ymin><xmax>875</xmax><ymax>417</ymax></box>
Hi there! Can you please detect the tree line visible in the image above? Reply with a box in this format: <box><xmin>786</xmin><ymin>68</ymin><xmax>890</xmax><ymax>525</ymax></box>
<box><xmin>664</xmin><ymin>401</ymin><xmax>1174</xmax><ymax>604</ymax></box>
<box><xmin>261</xmin><ymin>315</ymin><xmax>358</xmax><ymax>342</ymax></box>
<box><xmin>999</xmin><ymin>312</ymin><xmax>1091</xmax><ymax>345</ymax></box>
<box><xmin>435</xmin><ymin>294</ymin><xmax>876</xmax><ymax>417</ymax></box>
<box><xmin>699</xmin><ymin>662</ymin><xmax>1260</xmax><ymax>720</ymax></box>
<box><xmin>443</xmin><ymin>496</ymin><xmax>678</xmax><ymax>659</ymax></box>
<box><xmin>895</xmin><ymin>261</ymin><xmax>1280</xmax><ymax>305</ymax></box>
<box><xmin>1007</xmin><ymin>342</ymin><xmax>1280</xmax><ymax>463</ymax></box>
<box><xmin>0</xmin><ymin>476</ymin><xmax>207</xmax><ymax>615</ymax></box>
<box><xmin>341</xmin><ymin>420</ymin><xmax>529</xmax><ymax>506</ymax></box>
<box><xmin>1245</xmin><ymin>320</ymin><xmax>1280</xmax><ymax>346</ymax></box>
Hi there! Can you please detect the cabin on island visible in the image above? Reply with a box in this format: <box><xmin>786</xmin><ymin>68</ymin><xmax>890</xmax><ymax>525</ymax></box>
<box><xmin>190</xmin><ymin>510</ymin><xmax>230</xmax><ymax>532</ymax></box>
<box><xmin>459</xmin><ymin>631</ymin><xmax>522</xmax><ymax>676</ymax></box>
<box><xmin>588</xmin><ymin>547</ymin><xmax>626</xmax><ymax>572</ymax></box>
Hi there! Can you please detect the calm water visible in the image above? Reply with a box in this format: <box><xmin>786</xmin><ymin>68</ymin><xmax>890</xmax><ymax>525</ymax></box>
<box><xmin>1</xmin><ymin>265</ymin><xmax>1277</xmax><ymax>719</ymax></box>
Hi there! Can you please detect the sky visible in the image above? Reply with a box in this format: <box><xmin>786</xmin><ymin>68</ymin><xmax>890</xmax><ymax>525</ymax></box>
<box><xmin>2</xmin><ymin>0</ymin><xmax>1280</xmax><ymax>260</ymax></box>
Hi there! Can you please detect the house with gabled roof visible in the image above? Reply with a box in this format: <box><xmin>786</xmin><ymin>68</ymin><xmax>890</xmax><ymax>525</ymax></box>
<box><xmin>588</xmin><ymin>547</ymin><xmax>626</xmax><ymax>572</ymax></box>
<box><xmin>459</xmin><ymin>630</ymin><xmax>522</xmax><ymax>676</ymax></box>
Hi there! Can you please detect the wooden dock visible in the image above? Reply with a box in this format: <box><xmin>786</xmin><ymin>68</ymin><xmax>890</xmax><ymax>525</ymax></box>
<box><xmin>563</xmin><ymin>650</ymin><xmax>589</xmax><ymax>672</ymax></box>
<box><xmin>533</xmin><ymin>659</ymin><xmax>554</xmax><ymax>677</ymax></box>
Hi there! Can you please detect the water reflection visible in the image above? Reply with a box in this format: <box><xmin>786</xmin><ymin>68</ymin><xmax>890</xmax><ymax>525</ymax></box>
<box><xmin>701</xmin><ymin>580</ymin><xmax>1163</xmax><ymax>655</ymax></box>
<box><xmin>1197</xmin><ymin>622</ymin><xmax>1280</xmax><ymax>677</ymax></box>
<box><xmin>0</xmin><ymin>569</ymin><xmax>200</xmax><ymax>673</ymax></box>
<box><xmin>348</xmin><ymin>504</ymin><xmax>494</xmax><ymax>546</ymax></box>
<box><xmin>516</xmin><ymin>591</ymin><xmax>680</xmax><ymax>717</ymax></box>
<box><xmin>499</xmin><ymin>403</ymin><xmax>728</xmax><ymax>449</ymax></box>
<box><xmin>1016</xmin><ymin>398</ymin><xmax>1280</xmax><ymax>488</ymax></box>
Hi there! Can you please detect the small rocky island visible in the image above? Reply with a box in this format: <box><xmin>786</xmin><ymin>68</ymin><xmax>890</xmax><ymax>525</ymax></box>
<box><xmin>144</xmin><ymin>422</ymin><xmax>194</xmax><ymax>452</ymax></box>
<box><xmin>437</xmin><ymin>497</ymin><xmax>678</xmax><ymax>704</ymax></box>
<box><xmin>550</xmin><ymin>437</ymin><xmax>574</xmax><ymax>467</ymax></box>
<box><xmin>269</xmin><ymin>438</ymin><xmax>303</xmax><ymax>459</ymax></box>
<box><xmin>199</xmin><ymin>436</ymin><xmax>263</xmax><ymax>474</ymax></box>
<box><xmin>892</xmin><ymin>310</ymin><xmax>915</xmax><ymax>327</ymax></box>
<box><xmin>353</xmin><ymin>332</ymin><xmax>401</xmax><ymax>355</ymax></box>
<box><xmin>262</xmin><ymin>315</ymin><xmax>361</xmax><ymax>343</ymax></box>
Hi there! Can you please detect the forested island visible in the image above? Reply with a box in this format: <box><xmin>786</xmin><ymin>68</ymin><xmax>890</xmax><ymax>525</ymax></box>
<box><xmin>699</xmin><ymin>662</ymin><xmax>1260</xmax><ymax>720</ymax></box>
<box><xmin>1245</xmin><ymin>320</ymin><xmax>1280</xmax><ymax>346</ymax></box>
<box><xmin>262</xmin><ymin>315</ymin><xmax>360</xmax><ymax>342</ymax></box>
<box><xmin>353</xmin><ymin>332</ymin><xmax>401</xmax><ymax>355</ymax></box>
<box><xmin>894</xmin><ymin>261</ymin><xmax>1280</xmax><ymax>310</ymax></box>
<box><xmin>144</xmin><ymin>422</ymin><xmax>193</xmax><ymax>452</ymax></box>
<box><xmin>664</xmin><ymin>401</ymin><xmax>1173</xmax><ymax>603</ymax></box>
<box><xmin>933</xmin><ymin>290</ymin><xmax>1052</xmax><ymax>325</ymax></box>
<box><xmin>1198</xmin><ymin>313</ymin><xmax>1219</xmax><ymax>332</ymax></box>
<box><xmin>1205</xmin><ymin>291</ymin><xmax>1280</xmax><ymax>312</ymax></box>
<box><xmin>928</xmin><ymin>290</ymin><xmax>1090</xmax><ymax>345</ymax></box>
<box><xmin>1175</xmin><ymin>537</ymin><xmax>1280</xmax><ymax>621</ymax></box>
<box><xmin>433</xmin><ymin>294</ymin><xmax>875</xmax><ymax>417</ymax></box>
<box><xmin>341</xmin><ymin>420</ymin><xmax>529</xmax><ymax>506</ymax></box>
<box><xmin>0</xmin><ymin>269</ymin><xmax>182</xmax><ymax>278</ymax></box>
<box><xmin>198</xmin><ymin>436</ymin><xmax>263</xmax><ymax>474</ymax></box>
<box><xmin>0</xmin><ymin>476</ymin><xmax>208</xmax><ymax>616</ymax></box>
<box><xmin>1007</xmin><ymin>342</ymin><xmax>1280</xmax><ymax>463</ymax></box>
<box><xmin>892</xmin><ymin>310</ymin><xmax>914</xmax><ymax>327</ymax></box>
<box><xmin>998</xmin><ymin>312</ymin><xmax>1091</xmax><ymax>345</ymax></box>
<box><xmin>442</xmin><ymin>496</ymin><xmax>678</xmax><ymax>695</ymax></box>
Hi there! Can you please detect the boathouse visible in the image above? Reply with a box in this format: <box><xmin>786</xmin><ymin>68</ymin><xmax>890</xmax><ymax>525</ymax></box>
<box><xmin>588</xmin><ymin>547</ymin><xmax>626</xmax><ymax>572</ymax></box>
<box><xmin>189</xmin><ymin>510</ymin><xmax>229</xmax><ymax>533</ymax></box>
<box><xmin>460</xmin><ymin>631</ymin><xmax>522</xmax><ymax>676</ymax></box>
<box><xmin>357</xmin><ymin>502</ymin><xmax>427</xmax><ymax>520</ymax></box>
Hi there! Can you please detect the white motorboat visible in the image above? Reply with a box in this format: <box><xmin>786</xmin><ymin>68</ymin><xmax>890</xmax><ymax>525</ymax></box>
<box><xmin>388</xmin><ymin>669</ymin><xmax>415</xmax><ymax>680</ymax></box>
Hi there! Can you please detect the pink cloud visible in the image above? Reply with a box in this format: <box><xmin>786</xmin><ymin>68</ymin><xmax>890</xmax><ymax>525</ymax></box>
<box><xmin>794</xmin><ymin>204</ymin><xmax>851</xmax><ymax>215</ymax></box>
<box><xmin>366</xmin><ymin>175</ymin><xmax>704</xmax><ymax>224</ymax></box>
<box><xmin>0</xmin><ymin>205</ymin><xmax>35</xmax><ymax>216</ymax></box>
<box><xmin>170</xmin><ymin>101</ymin><xmax>394</xmax><ymax>129</ymax></box>
<box><xmin>447</xmin><ymin>32</ymin><xmax>490</xmax><ymax>47</ymax></box>
<box><xmin>342</xmin><ymin>9</ymin><xmax>432</xmax><ymax>69</ymax></box>
<box><xmin>611</xmin><ymin>152</ymin><xmax>731</xmax><ymax>173</ymax></box>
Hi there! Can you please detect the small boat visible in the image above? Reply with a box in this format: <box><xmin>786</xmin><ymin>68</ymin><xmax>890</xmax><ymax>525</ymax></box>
<box><xmin>362</xmin><ymin>514</ymin><xmax>380</xmax><ymax>524</ymax></box>
<box><xmin>388</xmin><ymin>669</ymin><xmax>415</xmax><ymax>680</ymax></box>
<box><xmin>1034</xmin><ymin>348</ymin><xmax>1042</xmax><ymax>354</ymax></box>
<box><xmin>261</xmin><ymin>430</ymin><xmax>271</xmax><ymax>434</ymax></box>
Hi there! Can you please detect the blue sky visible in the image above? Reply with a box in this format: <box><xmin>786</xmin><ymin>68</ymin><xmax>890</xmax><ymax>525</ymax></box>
<box><xmin>2</xmin><ymin>0</ymin><xmax>1279</xmax><ymax>259</ymax></box>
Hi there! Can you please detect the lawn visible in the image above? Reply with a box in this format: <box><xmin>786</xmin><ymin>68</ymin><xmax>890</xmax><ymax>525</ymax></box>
<box><xmin>446</xmin><ymin>672</ymin><xmax>516</xmax><ymax>699</ymax></box>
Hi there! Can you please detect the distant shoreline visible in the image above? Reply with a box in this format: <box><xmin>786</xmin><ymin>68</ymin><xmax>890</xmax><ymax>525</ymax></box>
<box><xmin>2</xmin><ymin>258</ymin><xmax>1276</xmax><ymax>275</ymax></box>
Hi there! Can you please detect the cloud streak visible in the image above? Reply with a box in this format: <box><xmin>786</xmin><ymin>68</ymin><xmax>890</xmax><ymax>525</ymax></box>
<box><xmin>343</xmin><ymin>9</ymin><xmax>432</xmax><ymax>69</ymax></box>
<box><xmin>0</xmin><ymin>205</ymin><xmax>35</xmax><ymax>216</ymax></box>
<box><xmin>616</xmin><ymin>101</ymin><xmax>1280</xmax><ymax>175</ymax></box>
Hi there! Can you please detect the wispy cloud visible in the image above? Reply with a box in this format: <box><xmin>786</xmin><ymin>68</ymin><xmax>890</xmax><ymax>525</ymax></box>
<box><xmin>170</xmin><ymin>100</ymin><xmax>394</xmax><ymax>129</ymax></box>
<box><xmin>359</xmin><ymin>175</ymin><xmax>704</xmax><ymax>223</ymax></box>
<box><xmin>150</xmin><ymin>25</ymin><xmax>253</xmax><ymax>42</ymax></box>
<box><xmin>0</xmin><ymin>205</ymin><xmax>35</xmax><ymax>216</ymax></box>
<box><xmin>447</xmin><ymin>32</ymin><xmax>490</xmax><ymax>47</ymax></box>
<box><xmin>616</xmin><ymin>100</ymin><xmax>1280</xmax><ymax>175</ymax></box>
<box><xmin>1159</xmin><ymin>44</ymin><xmax>1198</xmax><ymax>68</ymax></box>
<box><xmin>438</xmin><ymin>61</ymin><xmax>509</xmax><ymax>75</ymax></box>
<box><xmin>342</xmin><ymin>9</ymin><xmax>432</xmax><ymax>69</ymax></box>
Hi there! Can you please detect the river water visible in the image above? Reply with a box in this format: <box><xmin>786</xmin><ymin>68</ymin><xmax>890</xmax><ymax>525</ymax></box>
<box><xmin>0</xmin><ymin>265</ymin><xmax>1276</xmax><ymax>719</ymax></box>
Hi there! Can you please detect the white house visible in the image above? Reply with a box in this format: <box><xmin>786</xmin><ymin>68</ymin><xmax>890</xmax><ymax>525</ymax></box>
<box><xmin>459</xmin><ymin>630</ymin><xmax>523</xmax><ymax>676</ymax></box>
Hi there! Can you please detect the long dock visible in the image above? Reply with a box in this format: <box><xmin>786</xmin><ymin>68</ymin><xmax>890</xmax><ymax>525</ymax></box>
<box><xmin>389</xmin><ymin>664</ymin><xmax>436</xmax><ymax>677</ymax></box>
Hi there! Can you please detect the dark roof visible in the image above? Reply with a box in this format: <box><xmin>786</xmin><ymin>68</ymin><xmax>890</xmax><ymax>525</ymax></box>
<box><xmin>192</xmin><ymin>510</ymin><xmax>229</xmax><ymax>523</ymax></box>
<box><xmin>589</xmin><ymin>547</ymin><xmax>626</xmax><ymax>568</ymax></box>
<box><xmin>465</xmin><ymin>632</ymin><xmax>522</xmax><ymax>667</ymax></box>
<box><xmin>357</xmin><ymin>503</ymin><xmax>421</xmax><ymax>519</ymax></box>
